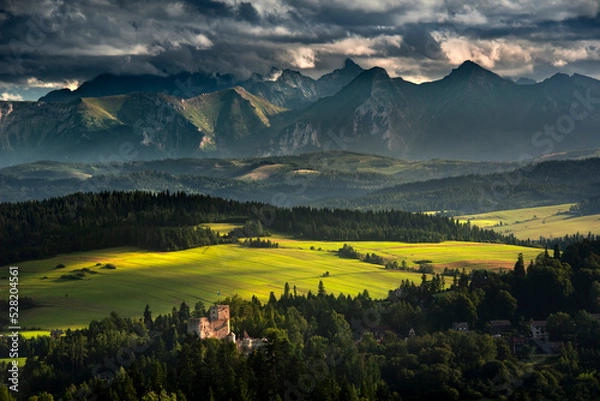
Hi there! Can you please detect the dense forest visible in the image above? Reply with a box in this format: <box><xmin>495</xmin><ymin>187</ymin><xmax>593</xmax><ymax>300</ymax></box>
<box><xmin>576</xmin><ymin>195</ymin><xmax>600</xmax><ymax>216</ymax></box>
<box><xmin>1</xmin><ymin>240</ymin><xmax>599</xmax><ymax>400</ymax></box>
<box><xmin>0</xmin><ymin>191</ymin><xmax>515</xmax><ymax>265</ymax></box>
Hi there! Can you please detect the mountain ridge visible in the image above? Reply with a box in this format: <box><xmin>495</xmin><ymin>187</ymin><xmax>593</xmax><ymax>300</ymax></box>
<box><xmin>3</xmin><ymin>60</ymin><xmax>600</xmax><ymax>165</ymax></box>
<box><xmin>0</xmin><ymin>87</ymin><xmax>287</xmax><ymax>165</ymax></box>
<box><xmin>40</xmin><ymin>59</ymin><xmax>367</xmax><ymax>110</ymax></box>
<box><xmin>260</xmin><ymin>60</ymin><xmax>600</xmax><ymax>160</ymax></box>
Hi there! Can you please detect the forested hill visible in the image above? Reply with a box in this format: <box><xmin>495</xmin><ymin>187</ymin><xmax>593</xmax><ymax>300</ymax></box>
<box><xmin>0</xmin><ymin>191</ymin><xmax>515</xmax><ymax>265</ymax></box>
<box><xmin>318</xmin><ymin>158</ymin><xmax>600</xmax><ymax>213</ymax></box>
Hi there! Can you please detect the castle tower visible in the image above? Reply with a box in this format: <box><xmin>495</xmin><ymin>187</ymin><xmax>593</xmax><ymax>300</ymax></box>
<box><xmin>188</xmin><ymin>305</ymin><xmax>231</xmax><ymax>340</ymax></box>
<box><xmin>209</xmin><ymin>305</ymin><xmax>230</xmax><ymax>321</ymax></box>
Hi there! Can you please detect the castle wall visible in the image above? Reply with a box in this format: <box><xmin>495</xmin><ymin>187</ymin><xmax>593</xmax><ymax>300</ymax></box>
<box><xmin>189</xmin><ymin>305</ymin><xmax>231</xmax><ymax>340</ymax></box>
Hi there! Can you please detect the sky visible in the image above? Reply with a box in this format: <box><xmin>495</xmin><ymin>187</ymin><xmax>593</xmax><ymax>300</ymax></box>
<box><xmin>0</xmin><ymin>0</ymin><xmax>599</xmax><ymax>101</ymax></box>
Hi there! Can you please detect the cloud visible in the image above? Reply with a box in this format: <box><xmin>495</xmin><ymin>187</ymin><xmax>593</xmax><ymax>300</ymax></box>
<box><xmin>0</xmin><ymin>0</ymin><xmax>598</xmax><ymax>100</ymax></box>
<box><xmin>0</xmin><ymin>92</ymin><xmax>24</xmax><ymax>101</ymax></box>
<box><xmin>25</xmin><ymin>77</ymin><xmax>80</xmax><ymax>90</ymax></box>
<box><xmin>452</xmin><ymin>4</ymin><xmax>488</xmax><ymax>26</ymax></box>
<box><xmin>316</xmin><ymin>35</ymin><xmax>403</xmax><ymax>57</ymax></box>
<box><xmin>287</xmin><ymin>47</ymin><xmax>317</xmax><ymax>69</ymax></box>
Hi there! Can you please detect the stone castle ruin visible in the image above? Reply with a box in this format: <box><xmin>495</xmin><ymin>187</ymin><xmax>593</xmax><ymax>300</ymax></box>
<box><xmin>187</xmin><ymin>305</ymin><xmax>232</xmax><ymax>340</ymax></box>
<box><xmin>187</xmin><ymin>304</ymin><xmax>267</xmax><ymax>353</ymax></box>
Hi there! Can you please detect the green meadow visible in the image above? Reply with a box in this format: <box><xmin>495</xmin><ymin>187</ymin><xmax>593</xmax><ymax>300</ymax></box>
<box><xmin>458</xmin><ymin>204</ymin><xmax>600</xmax><ymax>240</ymax></box>
<box><xmin>3</xmin><ymin>235</ymin><xmax>541</xmax><ymax>330</ymax></box>
<box><xmin>208</xmin><ymin>223</ymin><xmax>541</xmax><ymax>271</ymax></box>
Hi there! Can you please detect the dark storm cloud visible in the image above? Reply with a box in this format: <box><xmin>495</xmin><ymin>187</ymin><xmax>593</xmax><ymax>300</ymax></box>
<box><xmin>0</xmin><ymin>0</ymin><xmax>599</xmax><ymax>100</ymax></box>
<box><xmin>183</xmin><ymin>0</ymin><xmax>234</xmax><ymax>18</ymax></box>
<box><xmin>236</xmin><ymin>2</ymin><xmax>261</xmax><ymax>24</ymax></box>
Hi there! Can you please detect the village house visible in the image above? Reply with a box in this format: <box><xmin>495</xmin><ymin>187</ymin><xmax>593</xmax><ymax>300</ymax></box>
<box><xmin>452</xmin><ymin>322</ymin><xmax>469</xmax><ymax>332</ymax></box>
<box><xmin>530</xmin><ymin>320</ymin><xmax>548</xmax><ymax>340</ymax></box>
<box><xmin>237</xmin><ymin>331</ymin><xmax>267</xmax><ymax>355</ymax></box>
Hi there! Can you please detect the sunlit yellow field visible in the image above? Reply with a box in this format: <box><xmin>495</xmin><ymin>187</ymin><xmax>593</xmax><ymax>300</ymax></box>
<box><xmin>458</xmin><ymin>204</ymin><xmax>600</xmax><ymax>240</ymax></box>
<box><xmin>3</xmin><ymin>235</ymin><xmax>540</xmax><ymax>330</ymax></box>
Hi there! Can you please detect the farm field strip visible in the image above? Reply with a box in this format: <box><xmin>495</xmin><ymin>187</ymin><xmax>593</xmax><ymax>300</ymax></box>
<box><xmin>458</xmin><ymin>204</ymin><xmax>600</xmax><ymax>240</ymax></box>
<box><xmin>5</xmin><ymin>238</ymin><xmax>540</xmax><ymax>330</ymax></box>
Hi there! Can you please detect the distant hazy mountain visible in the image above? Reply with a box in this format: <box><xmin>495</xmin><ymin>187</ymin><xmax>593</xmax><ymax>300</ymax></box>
<box><xmin>262</xmin><ymin>61</ymin><xmax>600</xmax><ymax>160</ymax></box>
<box><xmin>40</xmin><ymin>59</ymin><xmax>366</xmax><ymax>109</ymax></box>
<box><xmin>241</xmin><ymin>59</ymin><xmax>365</xmax><ymax>108</ymax></box>
<box><xmin>515</xmin><ymin>77</ymin><xmax>537</xmax><ymax>85</ymax></box>
<box><xmin>0</xmin><ymin>87</ymin><xmax>285</xmax><ymax>166</ymax></box>
<box><xmin>242</xmin><ymin>68</ymin><xmax>320</xmax><ymax>109</ymax></box>
<box><xmin>39</xmin><ymin>71</ymin><xmax>237</xmax><ymax>102</ymax></box>
<box><xmin>3</xmin><ymin>60</ymin><xmax>600</xmax><ymax>164</ymax></box>
<box><xmin>316</xmin><ymin>59</ymin><xmax>366</xmax><ymax>97</ymax></box>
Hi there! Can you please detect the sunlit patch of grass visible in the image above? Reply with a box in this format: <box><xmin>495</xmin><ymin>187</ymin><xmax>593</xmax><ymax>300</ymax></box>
<box><xmin>458</xmin><ymin>204</ymin><xmax>600</xmax><ymax>240</ymax></box>
<box><xmin>5</xmin><ymin>238</ymin><xmax>539</xmax><ymax>329</ymax></box>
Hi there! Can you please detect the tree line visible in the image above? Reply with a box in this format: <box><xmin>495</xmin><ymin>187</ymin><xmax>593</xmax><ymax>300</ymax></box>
<box><xmin>0</xmin><ymin>190</ymin><xmax>522</xmax><ymax>265</ymax></box>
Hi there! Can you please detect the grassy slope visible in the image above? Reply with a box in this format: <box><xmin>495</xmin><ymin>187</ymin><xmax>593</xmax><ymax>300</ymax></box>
<box><xmin>271</xmin><ymin>239</ymin><xmax>540</xmax><ymax>271</ymax></box>
<box><xmin>79</xmin><ymin>96</ymin><xmax>128</xmax><ymax>130</ymax></box>
<box><xmin>64</xmin><ymin>90</ymin><xmax>286</xmax><ymax>145</ymax></box>
<box><xmin>458</xmin><ymin>204</ymin><xmax>600</xmax><ymax>240</ymax></box>
<box><xmin>6</xmin><ymin>228</ymin><xmax>540</xmax><ymax>330</ymax></box>
<box><xmin>81</xmin><ymin>96</ymin><xmax>127</xmax><ymax>120</ymax></box>
<box><xmin>178</xmin><ymin>87</ymin><xmax>287</xmax><ymax>136</ymax></box>
<box><xmin>12</xmin><ymin>246</ymin><xmax>421</xmax><ymax>330</ymax></box>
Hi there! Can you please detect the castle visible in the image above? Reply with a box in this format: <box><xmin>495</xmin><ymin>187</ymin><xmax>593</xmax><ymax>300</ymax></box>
<box><xmin>187</xmin><ymin>305</ymin><xmax>268</xmax><ymax>353</ymax></box>
<box><xmin>187</xmin><ymin>305</ymin><xmax>233</xmax><ymax>341</ymax></box>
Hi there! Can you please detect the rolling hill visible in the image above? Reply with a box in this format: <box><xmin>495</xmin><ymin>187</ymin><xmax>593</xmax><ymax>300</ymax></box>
<box><xmin>1</xmin><ymin>152</ymin><xmax>600</xmax><ymax>236</ymax></box>
<box><xmin>317</xmin><ymin>158</ymin><xmax>600</xmax><ymax>216</ymax></box>
<box><xmin>457</xmin><ymin>204</ymin><xmax>600</xmax><ymax>240</ymax></box>
<box><xmin>9</xmin><ymin>238</ymin><xmax>540</xmax><ymax>330</ymax></box>
<box><xmin>0</xmin><ymin>151</ymin><xmax>520</xmax><ymax>204</ymax></box>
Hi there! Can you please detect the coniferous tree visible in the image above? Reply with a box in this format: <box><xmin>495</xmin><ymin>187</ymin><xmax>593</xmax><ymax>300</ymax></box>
<box><xmin>144</xmin><ymin>304</ymin><xmax>153</xmax><ymax>328</ymax></box>
<box><xmin>554</xmin><ymin>243</ymin><xmax>561</xmax><ymax>259</ymax></box>
<box><xmin>318</xmin><ymin>280</ymin><xmax>326</xmax><ymax>297</ymax></box>
<box><xmin>514</xmin><ymin>253</ymin><xmax>526</xmax><ymax>278</ymax></box>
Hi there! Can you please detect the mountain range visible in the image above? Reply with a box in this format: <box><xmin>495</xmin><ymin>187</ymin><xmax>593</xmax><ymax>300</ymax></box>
<box><xmin>266</xmin><ymin>61</ymin><xmax>600</xmax><ymax>160</ymax></box>
<box><xmin>39</xmin><ymin>58</ymin><xmax>366</xmax><ymax>109</ymax></box>
<box><xmin>1</xmin><ymin>60</ymin><xmax>599</xmax><ymax>166</ymax></box>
